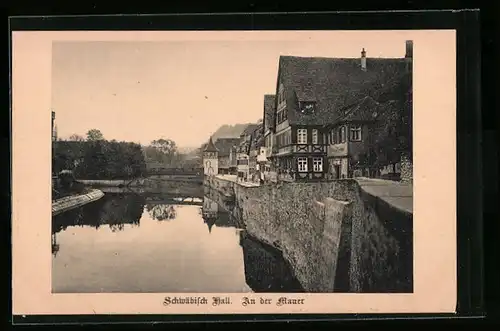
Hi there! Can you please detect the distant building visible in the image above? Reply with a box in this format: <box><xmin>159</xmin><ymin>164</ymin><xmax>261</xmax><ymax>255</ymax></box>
<box><xmin>229</xmin><ymin>146</ymin><xmax>238</xmax><ymax>174</ymax></box>
<box><xmin>202</xmin><ymin>136</ymin><xmax>219</xmax><ymax>176</ymax></box>
<box><xmin>236</xmin><ymin>123</ymin><xmax>261</xmax><ymax>181</ymax></box>
<box><xmin>262</xmin><ymin>95</ymin><xmax>276</xmax><ymax>173</ymax></box>
<box><xmin>248</xmin><ymin>123</ymin><xmax>264</xmax><ymax>182</ymax></box>
<box><xmin>213</xmin><ymin>137</ymin><xmax>240</xmax><ymax>175</ymax></box>
<box><xmin>202</xmin><ymin>136</ymin><xmax>241</xmax><ymax>176</ymax></box>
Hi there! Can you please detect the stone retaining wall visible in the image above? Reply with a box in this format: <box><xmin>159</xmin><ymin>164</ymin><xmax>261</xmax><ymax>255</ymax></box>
<box><xmin>52</xmin><ymin>189</ymin><xmax>105</xmax><ymax>216</ymax></box>
<box><xmin>205</xmin><ymin>175</ymin><xmax>413</xmax><ymax>293</ymax></box>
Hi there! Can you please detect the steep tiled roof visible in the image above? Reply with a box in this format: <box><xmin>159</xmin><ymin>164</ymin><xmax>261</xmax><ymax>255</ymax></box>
<box><xmin>203</xmin><ymin>136</ymin><xmax>218</xmax><ymax>152</ymax></box>
<box><xmin>277</xmin><ymin>55</ymin><xmax>410</xmax><ymax>126</ymax></box>
<box><xmin>336</xmin><ymin>96</ymin><xmax>381</xmax><ymax>123</ymax></box>
<box><xmin>242</xmin><ymin>123</ymin><xmax>261</xmax><ymax>136</ymax></box>
<box><xmin>263</xmin><ymin>95</ymin><xmax>276</xmax><ymax>132</ymax></box>
<box><xmin>214</xmin><ymin>138</ymin><xmax>240</xmax><ymax>157</ymax></box>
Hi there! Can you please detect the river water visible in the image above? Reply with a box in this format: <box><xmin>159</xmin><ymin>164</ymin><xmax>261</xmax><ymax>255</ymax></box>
<box><xmin>51</xmin><ymin>192</ymin><xmax>303</xmax><ymax>293</ymax></box>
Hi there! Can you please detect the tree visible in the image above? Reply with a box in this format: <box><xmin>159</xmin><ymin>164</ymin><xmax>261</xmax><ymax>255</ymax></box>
<box><xmin>86</xmin><ymin>129</ymin><xmax>105</xmax><ymax>141</ymax></box>
<box><xmin>362</xmin><ymin>69</ymin><xmax>413</xmax><ymax>169</ymax></box>
<box><xmin>69</xmin><ymin>134</ymin><xmax>85</xmax><ymax>141</ymax></box>
<box><xmin>151</xmin><ymin>138</ymin><xmax>177</xmax><ymax>155</ymax></box>
<box><xmin>144</xmin><ymin>138</ymin><xmax>181</xmax><ymax>166</ymax></box>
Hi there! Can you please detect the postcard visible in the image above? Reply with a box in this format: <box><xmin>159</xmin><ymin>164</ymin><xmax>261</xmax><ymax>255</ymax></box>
<box><xmin>11</xmin><ymin>29</ymin><xmax>456</xmax><ymax>316</ymax></box>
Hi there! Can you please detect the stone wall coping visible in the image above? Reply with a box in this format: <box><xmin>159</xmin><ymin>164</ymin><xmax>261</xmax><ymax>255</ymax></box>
<box><xmin>52</xmin><ymin>189</ymin><xmax>104</xmax><ymax>216</ymax></box>
<box><xmin>355</xmin><ymin>178</ymin><xmax>413</xmax><ymax>214</ymax></box>
<box><xmin>324</xmin><ymin>197</ymin><xmax>351</xmax><ymax>205</ymax></box>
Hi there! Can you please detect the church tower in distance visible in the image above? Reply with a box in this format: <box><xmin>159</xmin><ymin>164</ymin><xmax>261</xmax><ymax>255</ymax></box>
<box><xmin>203</xmin><ymin>136</ymin><xmax>219</xmax><ymax>176</ymax></box>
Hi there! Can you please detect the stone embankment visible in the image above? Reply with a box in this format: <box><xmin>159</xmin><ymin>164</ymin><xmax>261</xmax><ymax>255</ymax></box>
<box><xmin>204</xmin><ymin>175</ymin><xmax>413</xmax><ymax>293</ymax></box>
<box><xmin>52</xmin><ymin>189</ymin><xmax>104</xmax><ymax>216</ymax></box>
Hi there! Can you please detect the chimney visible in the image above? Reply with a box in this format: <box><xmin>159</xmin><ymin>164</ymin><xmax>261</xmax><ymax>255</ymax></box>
<box><xmin>361</xmin><ymin>48</ymin><xmax>367</xmax><ymax>71</ymax></box>
<box><xmin>405</xmin><ymin>40</ymin><xmax>413</xmax><ymax>58</ymax></box>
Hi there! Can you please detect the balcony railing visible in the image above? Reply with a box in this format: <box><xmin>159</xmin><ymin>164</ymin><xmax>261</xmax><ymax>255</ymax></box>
<box><xmin>327</xmin><ymin>142</ymin><xmax>348</xmax><ymax>157</ymax></box>
<box><xmin>271</xmin><ymin>144</ymin><xmax>327</xmax><ymax>155</ymax></box>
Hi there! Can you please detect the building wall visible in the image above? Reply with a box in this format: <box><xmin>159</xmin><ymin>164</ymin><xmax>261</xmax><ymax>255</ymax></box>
<box><xmin>203</xmin><ymin>153</ymin><xmax>219</xmax><ymax>176</ymax></box>
<box><xmin>347</xmin><ymin>123</ymin><xmax>371</xmax><ymax>162</ymax></box>
<box><xmin>236</xmin><ymin>153</ymin><xmax>250</xmax><ymax>179</ymax></box>
<box><xmin>219</xmin><ymin>156</ymin><xmax>230</xmax><ymax>169</ymax></box>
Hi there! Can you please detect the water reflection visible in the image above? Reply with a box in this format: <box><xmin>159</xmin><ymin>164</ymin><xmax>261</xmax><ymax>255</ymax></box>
<box><xmin>52</xmin><ymin>194</ymin><xmax>144</xmax><ymax>235</ymax></box>
<box><xmin>146</xmin><ymin>204</ymin><xmax>177</xmax><ymax>221</ymax></box>
<box><xmin>52</xmin><ymin>193</ymin><xmax>303</xmax><ymax>293</ymax></box>
<box><xmin>238</xmin><ymin>231</ymin><xmax>303</xmax><ymax>293</ymax></box>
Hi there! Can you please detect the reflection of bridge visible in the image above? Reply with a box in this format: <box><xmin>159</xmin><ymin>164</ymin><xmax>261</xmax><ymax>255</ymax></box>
<box><xmin>145</xmin><ymin>195</ymin><xmax>203</xmax><ymax>206</ymax></box>
<box><xmin>98</xmin><ymin>181</ymin><xmax>204</xmax><ymax>200</ymax></box>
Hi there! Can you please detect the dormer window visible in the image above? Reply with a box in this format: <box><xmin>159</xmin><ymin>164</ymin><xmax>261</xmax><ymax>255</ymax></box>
<box><xmin>300</xmin><ymin>101</ymin><xmax>316</xmax><ymax>114</ymax></box>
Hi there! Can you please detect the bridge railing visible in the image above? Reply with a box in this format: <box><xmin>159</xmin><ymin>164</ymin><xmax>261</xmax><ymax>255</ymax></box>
<box><xmin>145</xmin><ymin>168</ymin><xmax>203</xmax><ymax>176</ymax></box>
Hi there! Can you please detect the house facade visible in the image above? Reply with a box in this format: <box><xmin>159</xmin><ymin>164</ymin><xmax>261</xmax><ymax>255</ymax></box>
<box><xmin>266</xmin><ymin>40</ymin><xmax>413</xmax><ymax>182</ymax></box>
<box><xmin>202</xmin><ymin>136</ymin><xmax>241</xmax><ymax>176</ymax></box>
<box><xmin>236</xmin><ymin>123</ymin><xmax>260</xmax><ymax>181</ymax></box>
<box><xmin>213</xmin><ymin>137</ymin><xmax>240</xmax><ymax>175</ymax></box>
<box><xmin>248</xmin><ymin>123</ymin><xmax>264</xmax><ymax>182</ymax></box>
<box><xmin>262</xmin><ymin>95</ymin><xmax>276</xmax><ymax>173</ymax></box>
<box><xmin>229</xmin><ymin>146</ymin><xmax>238</xmax><ymax>174</ymax></box>
<box><xmin>326</xmin><ymin>96</ymin><xmax>380</xmax><ymax>179</ymax></box>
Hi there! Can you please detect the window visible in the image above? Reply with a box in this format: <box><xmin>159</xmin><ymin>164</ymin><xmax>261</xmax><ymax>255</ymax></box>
<box><xmin>297</xmin><ymin>129</ymin><xmax>307</xmax><ymax>144</ymax></box>
<box><xmin>297</xmin><ymin>157</ymin><xmax>308</xmax><ymax>172</ymax></box>
<box><xmin>313</xmin><ymin>157</ymin><xmax>323</xmax><ymax>172</ymax></box>
<box><xmin>300</xmin><ymin>102</ymin><xmax>316</xmax><ymax>114</ymax></box>
<box><xmin>278</xmin><ymin>87</ymin><xmax>285</xmax><ymax>108</ymax></box>
<box><xmin>339</xmin><ymin>126</ymin><xmax>346</xmax><ymax>143</ymax></box>
<box><xmin>312</xmin><ymin>129</ymin><xmax>318</xmax><ymax>144</ymax></box>
<box><xmin>277</xmin><ymin>109</ymin><xmax>287</xmax><ymax>124</ymax></box>
<box><xmin>350</xmin><ymin>125</ymin><xmax>362</xmax><ymax>141</ymax></box>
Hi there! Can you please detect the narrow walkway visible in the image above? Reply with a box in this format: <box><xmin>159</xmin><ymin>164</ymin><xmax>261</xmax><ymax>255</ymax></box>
<box><xmin>355</xmin><ymin>177</ymin><xmax>413</xmax><ymax>214</ymax></box>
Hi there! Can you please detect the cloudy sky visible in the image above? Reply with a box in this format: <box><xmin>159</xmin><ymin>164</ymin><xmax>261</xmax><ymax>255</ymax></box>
<box><xmin>51</xmin><ymin>32</ymin><xmax>409</xmax><ymax>148</ymax></box>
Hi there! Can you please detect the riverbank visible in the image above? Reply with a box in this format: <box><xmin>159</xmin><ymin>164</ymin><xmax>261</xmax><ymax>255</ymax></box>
<box><xmin>204</xmin><ymin>175</ymin><xmax>413</xmax><ymax>293</ymax></box>
<box><xmin>52</xmin><ymin>189</ymin><xmax>105</xmax><ymax>216</ymax></box>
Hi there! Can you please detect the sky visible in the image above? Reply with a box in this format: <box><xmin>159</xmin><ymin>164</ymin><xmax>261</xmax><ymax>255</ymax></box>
<box><xmin>51</xmin><ymin>35</ymin><xmax>408</xmax><ymax>148</ymax></box>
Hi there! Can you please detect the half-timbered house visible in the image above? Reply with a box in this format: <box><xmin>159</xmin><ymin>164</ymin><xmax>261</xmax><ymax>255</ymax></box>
<box><xmin>269</xmin><ymin>40</ymin><xmax>413</xmax><ymax>182</ymax></box>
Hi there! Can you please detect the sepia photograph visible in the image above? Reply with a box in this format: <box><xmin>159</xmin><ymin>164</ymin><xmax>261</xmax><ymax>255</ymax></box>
<box><xmin>50</xmin><ymin>36</ymin><xmax>413</xmax><ymax>294</ymax></box>
<box><xmin>12</xmin><ymin>29</ymin><xmax>457</xmax><ymax>316</ymax></box>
